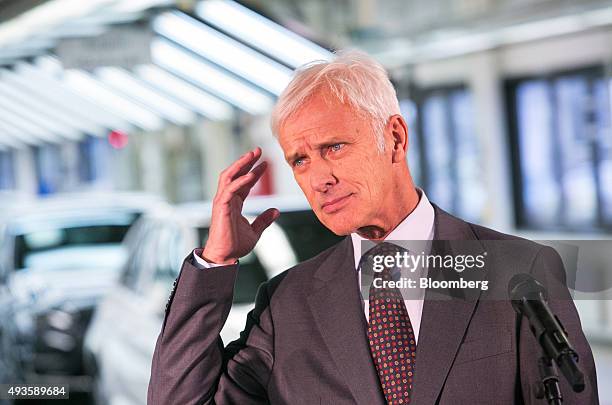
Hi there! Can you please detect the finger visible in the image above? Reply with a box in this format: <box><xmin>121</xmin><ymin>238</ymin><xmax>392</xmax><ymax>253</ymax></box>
<box><xmin>218</xmin><ymin>162</ymin><xmax>267</xmax><ymax>203</ymax></box>
<box><xmin>251</xmin><ymin>208</ymin><xmax>280</xmax><ymax>237</ymax></box>
<box><xmin>235</xmin><ymin>162</ymin><xmax>268</xmax><ymax>199</ymax></box>
<box><xmin>223</xmin><ymin>147</ymin><xmax>261</xmax><ymax>183</ymax></box>
<box><xmin>229</xmin><ymin>161</ymin><xmax>267</xmax><ymax>195</ymax></box>
<box><xmin>232</xmin><ymin>147</ymin><xmax>263</xmax><ymax>180</ymax></box>
<box><xmin>218</xmin><ymin>147</ymin><xmax>262</xmax><ymax>185</ymax></box>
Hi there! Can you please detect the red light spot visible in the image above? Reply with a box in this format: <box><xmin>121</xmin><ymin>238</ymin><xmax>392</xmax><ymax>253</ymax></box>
<box><xmin>108</xmin><ymin>130</ymin><xmax>129</xmax><ymax>149</ymax></box>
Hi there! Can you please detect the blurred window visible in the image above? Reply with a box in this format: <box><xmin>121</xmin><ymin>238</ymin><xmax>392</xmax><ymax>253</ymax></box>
<box><xmin>120</xmin><ymin>220</ymin><xmax>157</xmax><ymax>291</ymax></box>
<box><xmin>14</xmin><ymin>223</ymin><xmax>133</xmax><ymax>270</ymax></box>
<box><xmin>0</xmin><ymin>150</ymin><xmax>15</xmax><ymax>190</ymax></box>
<box><xmin>78</xmin><ymin>135</ymin><xmax>111</xmax><ymax>184</ymax></box>
<box><xmin>34</xmin><ymin>144</ymin><xmax>62</xmax><ymax>195</ymax></box>
<box><xmin>400</xmin><ymin>99</ymin><xmax>422</xmax><ymax>183</ymax></box>
<box><xmin>507</xmin><ymin>67</ymin><xmax>612</xmax><ymax>231</ymax></box>
<box><xmin>152</xmin><ymin>224</ymin><xmax>184</xmax><ymax>286</ymax></box>
<box><xmin>399</xmin><ymin>86</ymin><xmax>486</xmax><ymax>223</ymax></box>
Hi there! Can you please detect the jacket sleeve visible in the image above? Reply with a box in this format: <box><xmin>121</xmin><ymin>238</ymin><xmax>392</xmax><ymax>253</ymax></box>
<box><xmin>518</xmin><ymin>246</ymin><xmax>599</xmax><ymax>405</ymax></box>
<box><xmin>147</xmin><ymin>249</ymin><xmax>275</xmax><ymax>405</ymax></box>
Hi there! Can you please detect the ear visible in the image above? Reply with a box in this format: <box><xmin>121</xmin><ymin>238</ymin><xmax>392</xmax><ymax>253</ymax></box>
<box><xmin>387</xmin><ymin>114</ymin><xmax>409</xmax><ymax>163</ymax></box>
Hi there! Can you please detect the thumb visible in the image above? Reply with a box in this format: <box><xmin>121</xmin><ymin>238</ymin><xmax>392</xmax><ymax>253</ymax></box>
<box><xmin>251</xmin><ymin>208</ymin><xmax>279</xmax><ymax>237</ymax></box>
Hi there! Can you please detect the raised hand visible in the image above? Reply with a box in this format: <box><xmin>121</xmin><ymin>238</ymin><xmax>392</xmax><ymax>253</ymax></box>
<box><xmin>201</xmin><ymin>147</ymin><xmax>279</xmax><ymax>265</ymax></box>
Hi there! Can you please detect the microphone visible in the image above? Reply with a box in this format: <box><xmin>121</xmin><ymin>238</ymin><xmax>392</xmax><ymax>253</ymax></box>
<box><xmin>508</xmin><ymin>273</ymin><xmax>585</xmax><ymax>393</ymax></box>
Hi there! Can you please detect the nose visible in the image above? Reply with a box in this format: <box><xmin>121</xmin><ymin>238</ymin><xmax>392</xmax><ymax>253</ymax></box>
<box><xmin>309</xmin><ymin>159</ymin><xmax>337</xmax><ymax>193</ymax></box>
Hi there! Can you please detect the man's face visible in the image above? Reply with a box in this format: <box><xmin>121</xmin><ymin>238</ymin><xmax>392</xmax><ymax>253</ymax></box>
<box><xmin>278</xmin><ymin>93</ymin><xmax>396</xmax><ymax>235</ymax></box>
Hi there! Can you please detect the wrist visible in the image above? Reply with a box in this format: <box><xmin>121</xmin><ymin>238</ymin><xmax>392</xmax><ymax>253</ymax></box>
<box><xmin>201</xmin><ymin>248</ymin><xmax>237</xmax><ymax>265</ymax></box>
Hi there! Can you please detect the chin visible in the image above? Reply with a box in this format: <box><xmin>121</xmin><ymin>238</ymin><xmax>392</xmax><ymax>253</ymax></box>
<box><xmin>319</xmin><ymin>213</ymin><xmax>361</xmax><ymax>236</ymax></box>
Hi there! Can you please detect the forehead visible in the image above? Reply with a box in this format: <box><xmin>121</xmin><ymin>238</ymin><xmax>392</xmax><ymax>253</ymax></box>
<box><xmin>278</xmin><ymin>94</ymin><xmax>369</xmax><ymax>146</ymax></box>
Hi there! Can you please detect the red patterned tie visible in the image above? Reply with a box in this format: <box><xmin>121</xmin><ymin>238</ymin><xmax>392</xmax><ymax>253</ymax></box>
<box><xmin>361</xmin><ymin>242</ymin><xmax>417</xmax><ymax>404</ymax></box>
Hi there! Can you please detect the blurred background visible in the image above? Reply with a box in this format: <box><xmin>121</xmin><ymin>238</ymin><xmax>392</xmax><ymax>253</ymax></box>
<box><xmin>0</xmin><ymin>0</ymin><xmax>611</xmax><ymax>403</ymax></box>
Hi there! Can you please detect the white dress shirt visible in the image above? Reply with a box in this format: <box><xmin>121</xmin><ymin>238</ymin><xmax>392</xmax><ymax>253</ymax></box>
<box><xmin>193</xmin><ymin>190</ymin><xmax>435</xmax><ymax>342</ymax></box>
<box><xmin>350</xmin><ymin>189</ymin><xmax>435</xmax><ymax>343</ymax></box>
<box><xmin>193</xmin><ymin>251</ymin><xmax>229</xmax><ymax>268</ymax></box>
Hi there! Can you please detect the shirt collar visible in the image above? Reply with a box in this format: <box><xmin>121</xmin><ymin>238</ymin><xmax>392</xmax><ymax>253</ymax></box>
<box><xmin>350</xmin><ymin>188</ymin><xmax>435</xmax><ymax>270</ymax></box>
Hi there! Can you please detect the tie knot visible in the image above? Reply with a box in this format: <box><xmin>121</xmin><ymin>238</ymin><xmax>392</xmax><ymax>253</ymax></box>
<box><xmin>359</xmin><ymin>241</ymin><xmax>406</xmax><ymax>263</ymax></box>
<box><xmin>359</xmin><ymin>242</ymin><xmax>408</xmax><ymax>280</ymax></box>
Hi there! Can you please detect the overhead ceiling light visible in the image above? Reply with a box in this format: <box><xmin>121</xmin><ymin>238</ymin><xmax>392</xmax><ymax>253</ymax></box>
<box><xmin>196</xmin><ymin>0</ymin><xmax>332</xmax><ymax>68</ymax></box>
<box><xmin>376</xmin><ymin>5</ymin><xmax>612</xmax><ymax>67</ymax></box>
<box><xmin>35</xmin><ymin>23</ymin><xmax>106</xmax><ymax>39</ymax></box>
<box><xmin>0</xmin><ymin>100</ymin><xmax>60</xmax><ymax>143</ymax></box>
<box><xmin>0</xmin><ymin>116</ymin><xmax>47</xmax><ymax>144</ymax></box>
<box><xmin>0</xmin><ymin>81</ymin><xmax>82</xmax><ymax>141</ymax></box>
<box><xmin>153</xmin><ymin>11</ymin><xmax>293</xmax><ymax>95</ymax></box>
<box><xmin>0</xmin><ymin>38</ymin><xmax>55</xmax><ymax>62</ymax></box>
<box><xmin>151</xmin><ymin>39</ymin><xmax>273</xmax><ymax>115</ymax></box>
<box><xmin>63</xmin><ymin>11</ymin><xmax>144</xmax><ymax>26</ymax></box>
<box><xmin>0</xmin><ymin>0</ymin><xmax>115</xmax><ymax>48</ymax></box>
<box><xmin>64</xmin><ymin>70</ymin><xmax>164</xmax><ymax>132</ymax></box>
<box><xmin>0</xmin><ymin>120</ymin><xmax>29</xmax><ymax>148</ymax></box>
<box><xmin>97</xmin><ymin>67</ymin><xmax>196</xmax><ymax>126</ymax></box>
<box><xmin>110</xmin><ymin>0</ymin><xmax>173</xmax><ymax>14</ymax></box>
<box><xmin>0</xmin><ymin>136</ymin><xmax>22</xmax><ymax>149</ymax></box>
<box><xmin>35</xmin><ymin>55</ymin><xmax>65</xmax><ymax>76</ymax></box>
<box><xmin>135</xmin><ymin>65</ymin><xmax>233</xmax><ymax>121</ymax></box>
<box><xmin>18</xmin><ymin>61</ymin><xmax>131</xmax><ymax>132</ymax></box>
<box><xmin>0</xmin><ymin>0</ymin><xmax>171</xmax><ymax>48</ymax></box>
<box><xmin>1</xmin><ymin>67</ymin><xmax>106</xmax><ymax>136</ymax></box>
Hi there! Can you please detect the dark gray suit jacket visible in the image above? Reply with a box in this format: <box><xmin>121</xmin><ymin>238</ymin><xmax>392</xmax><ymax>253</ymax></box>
<box><xmin>147</xmin><ymin>205</ymin><xmax>598</xmax><ymax>404</ymax></box>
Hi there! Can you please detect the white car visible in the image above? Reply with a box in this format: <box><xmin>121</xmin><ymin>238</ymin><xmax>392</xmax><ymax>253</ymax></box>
<box><xmin>0</xmin><ymin>192</ymin><xmax>163</xmax><ymax>388</ymax></box>
<box><xmin>84</xmin><ymin>195</ymin><xmax>342</xmax><ymax>405</ymax></box>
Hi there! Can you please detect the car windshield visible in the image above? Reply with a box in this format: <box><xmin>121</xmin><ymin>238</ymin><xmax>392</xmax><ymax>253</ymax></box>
<box><xmin>273</xmin><ymin>210</ymin><xmax>342</xmax><ymax>262</ymax></box>
<box><xmin>14</xmin><ymin>223</ymin><xmax>134</xmax><ymax>271</ymax></box>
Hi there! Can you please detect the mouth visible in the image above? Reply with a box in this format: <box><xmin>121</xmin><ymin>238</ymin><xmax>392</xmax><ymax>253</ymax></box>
<box><xmin>321</xmin><ymin>194</ymin><xmax>353</xmax><ymax>214</ymax></box>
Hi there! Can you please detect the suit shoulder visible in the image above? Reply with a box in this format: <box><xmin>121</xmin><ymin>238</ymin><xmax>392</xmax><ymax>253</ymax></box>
<box><xmin>464</xmin><ymin>220</ymin><xmax>517</xmax><ymax>240</ymax></box>
<box><xmin>467</xmin><ymin>221</ymin><xmax>550</xmax><ymax>259</ymax></box>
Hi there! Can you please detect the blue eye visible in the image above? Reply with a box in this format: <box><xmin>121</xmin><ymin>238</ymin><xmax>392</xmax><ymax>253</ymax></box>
<box><xmin>293</xmin><ymin>158</ymin><xmax>304</xmax><ymax>167</ymax></box>
<box><xmin>330</xmin><ymin>143</ymin><xmax>343</xmax><ymax>152</ymax></box>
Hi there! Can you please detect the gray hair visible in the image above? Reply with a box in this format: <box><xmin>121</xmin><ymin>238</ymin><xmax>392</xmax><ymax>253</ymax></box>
<box><xmin>270</xmin><ymin>49</ymin><xmax>400</xmax><ymax>151</ymax></box>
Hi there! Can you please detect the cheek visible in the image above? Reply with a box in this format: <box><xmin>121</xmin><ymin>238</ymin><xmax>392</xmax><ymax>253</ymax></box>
<box><xmin>293</xmin><ymin>172</ymin><xmax>316</xmax><ymax>200</ymax></box>
<box><xmin>344</xmin><ymin>155</ymin><xmax>388</xmax><ymax>196</ymax></box>
<box><xmin>333</xmin><ymin>152</ymin><xmax>371</xmax><ymax>185</ymax></box>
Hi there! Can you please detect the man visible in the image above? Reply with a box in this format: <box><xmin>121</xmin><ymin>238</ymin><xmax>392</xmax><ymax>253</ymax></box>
<box><xmin>148</xmin><ymin>51</ymin><xmax>598</xmax><ymax>404</ymax></box>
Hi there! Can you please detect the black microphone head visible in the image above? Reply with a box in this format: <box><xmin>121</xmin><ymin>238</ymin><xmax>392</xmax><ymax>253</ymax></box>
<box><xmin>508</xmin><ymin>273</ymin><xmax>548</xmax><ymax>304</ymax></box>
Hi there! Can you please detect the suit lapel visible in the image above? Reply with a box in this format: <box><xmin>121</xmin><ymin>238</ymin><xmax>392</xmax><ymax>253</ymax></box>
<box><xmin>307</xmin><ymin>237</ymin><xmax>386</xmax><ymax>405</ymax></box>
<box><xmin>410</xmin><ymin>205</ymin><xmax>487</xmax><ymax>404</ymax></box>
<box><xmin>306</xmin><ymin>205</ymin><xmax>487</xmax><ymax>404</ymax></box>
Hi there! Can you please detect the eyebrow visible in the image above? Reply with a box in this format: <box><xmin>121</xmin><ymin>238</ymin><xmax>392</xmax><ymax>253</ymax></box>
<box><xmin>285</xmin><ymin>151</ymin><xmax>303</xmax><ymax>164</ymax></box>
<box><xmin>285</xmin><ymin>137</ymin><xmax>347</xmax><ymax>163</ymax></box>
